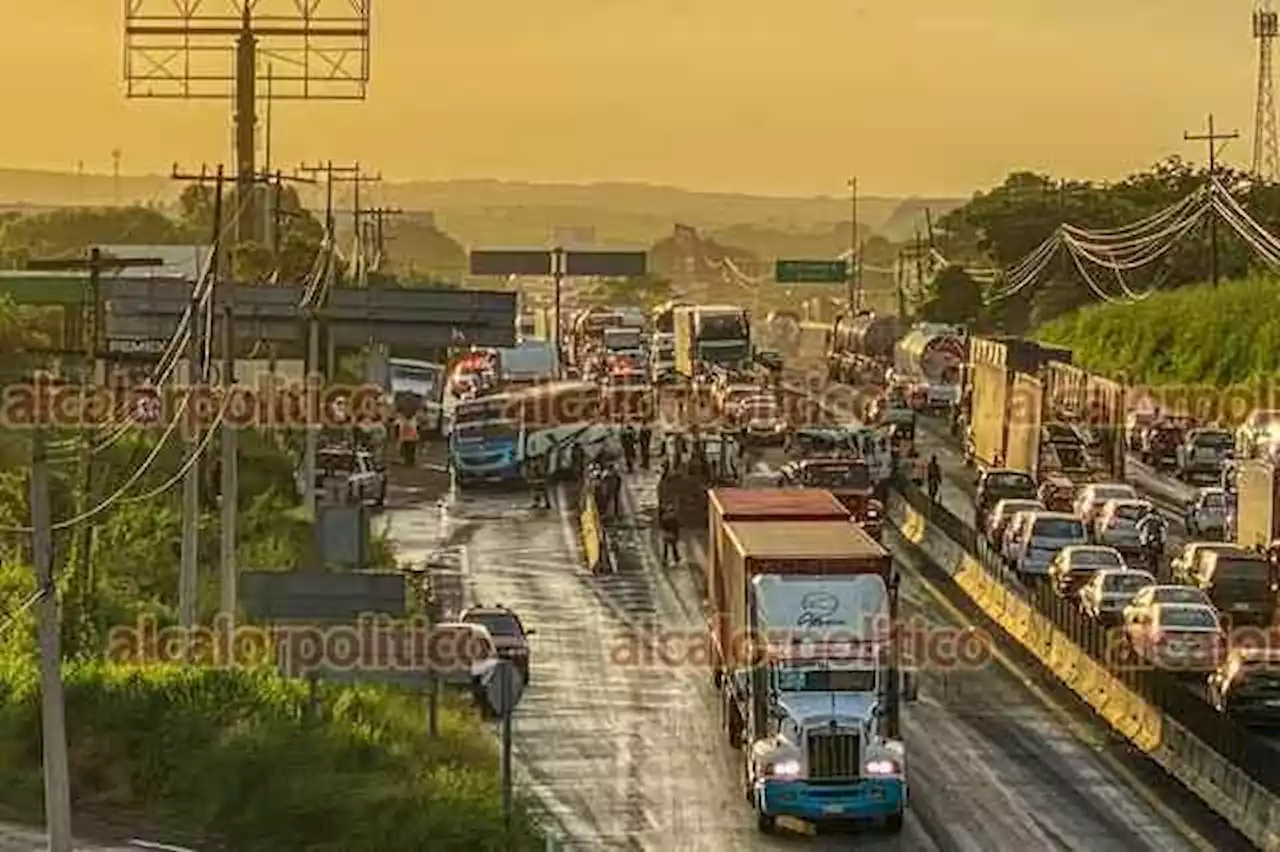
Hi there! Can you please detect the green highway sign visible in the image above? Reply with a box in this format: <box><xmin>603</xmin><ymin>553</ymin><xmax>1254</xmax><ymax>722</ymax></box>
<box><xmin>775</xmin><ymin>259</ymin><xmax>848</xmax><ymax>284</ymax></box>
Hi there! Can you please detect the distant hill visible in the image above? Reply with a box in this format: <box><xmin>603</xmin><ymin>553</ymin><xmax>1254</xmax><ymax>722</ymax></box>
<box><xmin>0</xmin><ymin>168</ymin><xmax>965</xmax><ymax>254</ymax></box>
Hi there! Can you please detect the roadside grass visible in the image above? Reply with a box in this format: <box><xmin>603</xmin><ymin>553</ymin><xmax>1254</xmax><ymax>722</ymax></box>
<box><xmin>0</xmin><ymin>661</ymin><xmax>542</xmax><ymax>851</ymax></box>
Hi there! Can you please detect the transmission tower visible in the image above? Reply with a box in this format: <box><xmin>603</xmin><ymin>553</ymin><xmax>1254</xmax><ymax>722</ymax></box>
<box><xmin>1253</xmin><ymin>1</ymin><xmax>1280</xmax><ymax>180</ymax></box>
<box><xmin>123</xmin><ymin>0</ymin><xmax>371</xmax><ymax>246</ymax></box>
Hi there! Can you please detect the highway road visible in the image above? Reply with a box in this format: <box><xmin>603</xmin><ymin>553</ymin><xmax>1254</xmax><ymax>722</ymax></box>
<box><xmin>382</xmin><ymin>447</ymin><xmax>1244</xmax><ymax>850</ymax></box>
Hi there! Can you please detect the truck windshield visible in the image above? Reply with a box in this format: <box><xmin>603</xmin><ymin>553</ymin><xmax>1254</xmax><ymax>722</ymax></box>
<box><xmin>777</xmin><ymin>668</ymin><xmax>876</xmax><ymax>693</ymax></box>
<box><xmin>391</xmin><ymin>364</ymin><xmax>441</xmax><ymax>388</ymax></box>
<box><xmin>453</xmin><ymin>422</ymin><xmax>518</xmax><ymax>442</ymax></box>
<box><xmin>699</xmin><ymin>312</ymin><xmax>748</xmax><ymax>340</ymax></box>
<box><xmin>803</xmin><ymin>465</ymin><xmax>870</xmax><ymax>489</ymax></box>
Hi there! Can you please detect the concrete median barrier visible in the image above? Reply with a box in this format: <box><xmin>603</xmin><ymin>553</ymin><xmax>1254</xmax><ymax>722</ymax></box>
<box><xmin>888</xmin><ymin>488</ymin><xmax>1280</xmax><ymax>850</ymax></box>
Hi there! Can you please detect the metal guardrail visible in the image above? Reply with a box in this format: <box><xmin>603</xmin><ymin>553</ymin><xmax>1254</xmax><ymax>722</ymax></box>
<box><xmin>895</xmin><ymin>475</ymin><xmax>1280</xmax><ymax>794</ymax></box>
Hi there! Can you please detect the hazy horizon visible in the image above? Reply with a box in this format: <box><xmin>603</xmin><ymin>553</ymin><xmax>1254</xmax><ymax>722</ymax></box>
<box><xmin>2</xmin><ymin>1</ymin><xmax>1260</xmax><ymax>198</ymax></box>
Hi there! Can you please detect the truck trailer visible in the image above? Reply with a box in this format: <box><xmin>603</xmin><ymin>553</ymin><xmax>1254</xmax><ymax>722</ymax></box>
<box><xmin>1236</xmin><ymin>458</ymin><xmax>1280</xmax><ymax>552</ymax></box>
<box><xmin>712</xmin><ymin>516</ymin><xmax>908</xmax><ymax>833</ymax></box>
<box><xmin>707</xmin><ymin>488</ymin><xmax>857</xmax><ymax>648</ymax></box>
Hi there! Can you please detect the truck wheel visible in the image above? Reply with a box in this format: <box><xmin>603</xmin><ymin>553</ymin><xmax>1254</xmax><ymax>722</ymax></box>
<box><xmin>756</xmin><ymin>810</ymin><xmax>776</xmax><ymax>834</ymax></box>
<box><xmin>885</xmin><ymin>811</ymin><xmax>904</xmax><ymax>832</ymax></box>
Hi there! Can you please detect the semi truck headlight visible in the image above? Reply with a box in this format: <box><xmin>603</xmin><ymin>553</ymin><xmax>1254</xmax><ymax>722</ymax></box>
<box><xmin>768</xmin><ymin>759</ymin><xmax>801</xmax><ymax>777</ymax></box>
<box><xmin>864</xmin><ymin>759</ymin><xmax>900</xmax><ymax>776</ymax></box>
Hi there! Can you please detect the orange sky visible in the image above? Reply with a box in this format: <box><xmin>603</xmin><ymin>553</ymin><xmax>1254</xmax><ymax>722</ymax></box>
<box><xmin>0</xmin><ymin>1</ymin><xmax>1261</xmax><ymax>196</ymax></box>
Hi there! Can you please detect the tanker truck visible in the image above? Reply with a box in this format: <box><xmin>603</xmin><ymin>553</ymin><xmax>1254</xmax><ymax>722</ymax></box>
<box><xmin>708</xmin><ymin>489</ymin><xmax>911</xmax><ymax>833</ymax></box>
<box><xmin>893</xmin><ymin>323</ymin><xmax>965</xmax><ymax>410</ymax></box>
<box><xmin>827</xmin><ymin>313</ymin><xmax>901</xmax><ymax>385</ymax></box>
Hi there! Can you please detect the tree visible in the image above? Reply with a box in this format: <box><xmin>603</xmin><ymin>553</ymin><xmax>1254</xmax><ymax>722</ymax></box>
<box><xmin>934</xmin><ymin>158</ymin><xmax>1280</xmax><ymax>331</ymax></box>
<box><xmin>588</xmin><ymin>274</ymin><xmax>673</xmax><ymax>308</ymax></box>
<box><xmin>918</xmin><ymin>266</ymin><xmax>983</xmax><ymax>325</ymax></box>
<box><xmin>0</xmin><ymin>206</ymin><xmax>193</xmax><ymax>267</ymax></box>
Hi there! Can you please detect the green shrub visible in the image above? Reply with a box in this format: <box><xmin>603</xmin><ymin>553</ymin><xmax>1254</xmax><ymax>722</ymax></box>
<box><xmin>1038</xmin><ymin>275</ymin><xmax>1280</xmax><ymax>387</ymax></box>
<box><xmin>0</xmin><ymin>662</ymin><xmax>542</xmax><ymax>851</ymax></box>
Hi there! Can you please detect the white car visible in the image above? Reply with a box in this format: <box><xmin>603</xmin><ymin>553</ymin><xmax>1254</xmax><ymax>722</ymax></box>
<box><xmin>1014</xmin><ymin>512</ymin><xmax>1088</xmax><ymax>577</ymax></box>
<box><xmin>1125</xmin><ymin>602</ymin><xmax>1224</xmax><ymax>671</ymax></box>
<box><xmin>1073</xmin><ymin>482</ymin><xmax>1138</xmax><ymax>528</ymax></box>
<box><xmin>1122</xmin><ymin>584</ymin><xmax>1213</xmax><ymax>623</ymax></box>
<box><xmin>1092</xmin><ymin>498</ymin><xmax>1154</xmax><ymax>555</ymax></box>
<box><xmin>1185</xmin><ymin>487</ymin><xmax>1229</xmax><ymax>539</ymax></box>
<box><xmin>1079</xmin><ymin>568</ymin><xmax>1157</xmax><ymax>620</ymax></box>
<box><xmin>1048</xmin><ymin>545</ymin><xmax>1126</xmax><ymax>598</ymax></box>
<box><xmin>1002</xmin><ymin>510</ymin><xmax>1039</xmax><ymax>562</ymax></box>
<box><xmin>986</xmin><ymin>498</ymin><xmax>1046</xmax><ymax>545</ymax></box>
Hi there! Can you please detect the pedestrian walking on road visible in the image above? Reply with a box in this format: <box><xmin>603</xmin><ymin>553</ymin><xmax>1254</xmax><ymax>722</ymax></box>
<box><xmin>638</xmin><ymin>423</ymin><xmax>652</xmax><ymax>470</ymax></box>
<box><xmin>398</xmin><ymin>415</ymin><xmax>419</xmax><ymax>466</ymax></box>
<box><xmin>926</xmin><ymin>454</ymin><xmax>941</xmax><ymax>504</ymax></box>
<box><xmin>620</xmin><ymin>424</ymin><xmax>637</xmax><ymax>473</ymax></box>
<box><xmin>602</xmin><ymin>463</ymin><xmax>622</xmax><ymax>518</ymax></box>
<box><xmin>659</xmin><ymin>502</ymin><xmax>681</xmax><ymax>566</ymax></box>
<box><xmin>526</xmin><ymin>454</ymin><xmax>551</xmax><ymax>509</ymax></box>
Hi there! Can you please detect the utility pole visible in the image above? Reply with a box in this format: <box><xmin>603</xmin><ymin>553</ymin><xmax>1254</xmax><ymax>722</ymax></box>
<box><xmin>262</xmin><ymin>169</ymin><xmax>318</xmax><ymax>267</ymax></box>
<box><xmin>299</xmin><ymin>162</ymin><xmax>380</xmax><ymax>265</ymax></box>
<box><xmin>552</xmin><ymin>247</ymin><xmax>565</xmax><ymax>378</ymax></box>
<box><xmin>169</xmin><ymin>169</ymin><xmax>222</xmax><ymax>639</ymax></box>
<box><xmin>25</xmin><ymin>250</ymin><xmax>162</xmax><ymax>656</ymax></box>
<box><xmin>366</xmin><ymin>207</ymin><xmax>404</xmax><ymax>266</ymax></box>
<box><xmin>173</xmin><ymin>165</ymin><xmax>245</xmax><ymax>628</ymax></box>
<box><xmin>1184</xmin><ymin>114</ymin><xmax>1240</xmax><ymax>286</ymax></box>
<box><xmin>31</xmin><ymin>410</ymin><xmax>72</xmax><ymax>852</ymax></box>
<box><xmin>847</xmin><ymin>177</ymin><xmax>858</xmax><ymax>313</ymax></box>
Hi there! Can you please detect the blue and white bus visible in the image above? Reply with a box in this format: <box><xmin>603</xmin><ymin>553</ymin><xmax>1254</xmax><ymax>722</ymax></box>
<box><xmin>449</xmin><ymin>392</ymin><xmax>522</xmax><ymax>484</ymax></box>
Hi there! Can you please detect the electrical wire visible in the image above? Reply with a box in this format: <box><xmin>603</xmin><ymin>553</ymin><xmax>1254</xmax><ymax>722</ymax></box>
<box><xmin>45</xmin><ymin>187</ymin><xmax>260</xmax><ymax>459</ymax></box>
<box><xmin>0</xmin><ymin>586</ymin><xmax>47</xmax><ymax>637</ymax></box>
<box><xmin>0</xmin><ymin>390</ymin><xmax>194</xmax><ymax>534</ymax></box>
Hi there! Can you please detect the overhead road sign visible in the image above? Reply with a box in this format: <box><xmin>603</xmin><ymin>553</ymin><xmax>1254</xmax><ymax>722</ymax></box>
<box><xmin>562</xmin><ymin>250</ymin><xmax>646</xmax><ymax>277</ymax></box>
<box><xmin>470</xmin><ymin>250</ymin><xmax>554</xmax><ymax>276</ymax></box>
<box><xmin>775</xmin><ymin>259</ymin><xmax>849</xmax><ymax>284</ymax></box>
<box><xmin>469</xmin><ymin>248</ymin><xmax>649</xmax><ymax>278</ymax></box>
<box><xmin>103</xmin><ymin>282</ymin><xmax>518</xmax><ymax>350</ymax></box>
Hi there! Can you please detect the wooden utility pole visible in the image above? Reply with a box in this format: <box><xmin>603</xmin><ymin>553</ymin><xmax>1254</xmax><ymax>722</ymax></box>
<box><xmin>847</xmin><ymin>177</ymin><xmax>859</xmax><ymax>312</ymax></box>
<box><xmin>168</xmin><ymin>165</ymin><xmax>226</xmax><ymax>636</ymax></box>
<box><xmin>25</xmin><ymin>250</ymin><xmax>162</xmax><ymax>656</ymax></box>
<box><xmin>263</xmin><ymin>169</ymin><xmax>318</xmax><ymax>259</ymax></box>
<box><xmin>1184</xmin><ymin>114</ymin><xmax>1240</xmax><ymax>286</ymax></box>
<box><xmin>30</xmin><ymin>411</ymin><xmax>71</xmax><ymax>852</ymax></box>
<box><xmin>366</xmin><ymin>206</ymin><xmax>404</xmax><ymax>261</ymax></box>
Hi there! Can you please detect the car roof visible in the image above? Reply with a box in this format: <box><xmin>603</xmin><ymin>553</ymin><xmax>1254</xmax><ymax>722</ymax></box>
<box><xmin>1097</xmin><ymin>568</ymin><xmax>1154</xmax><ymax>580</ymax></box>
<box><xmin>1028</xmin><ymin>511</ymin><xmax>1079</xmax><ymax>521</ymax></box>
<box><xmin>1085</xmin><ymin>482</ymin><xmax>1133</xmax><ymax>493</ymax></box>
<box><xmin>984</xmin><ymin>468</ymin><xmax>1032</xmax><ymax>478</ymax></box>
<box><xmin>1062</xmin><ymin>545</ymin><xmax>1121</xmax><ymax>557</ymax></box>
<box><xmin>1199</xmin><ymin>486</ymin><xmax>1227</xmax><ymax>496</ymax></box>
<box><xmin>462</xmin><ymin>605</ymin><xmax>518</xmax><ymax>618</ymax></box>
<box><xmin>1102</xmin><ymin>497</ymin><xmax>1151</xmax><ymax>508</ymax></box>
<box><xmin>995</xmin><ymin>498</ymin><xmax>1043</xmax><ymax>510</ymax></box>
<box><xmin>1152</xmin><ymin>602</ymin><xmax>1218</xmax><ymax>616</ymax></box>
<box><xmin>1144</xmin><ymin>584</ymin><xmax>1203</xmax><ymax>593</ymax></box>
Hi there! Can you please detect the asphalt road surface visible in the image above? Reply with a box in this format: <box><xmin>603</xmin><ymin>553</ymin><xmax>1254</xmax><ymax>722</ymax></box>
<box><xmin>384</xmin><ymin>458</ymin><xmax>1234</xmax><ymax>851</ymax></box>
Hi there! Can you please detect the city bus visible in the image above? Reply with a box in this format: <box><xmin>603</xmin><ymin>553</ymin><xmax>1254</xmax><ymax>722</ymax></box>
<box><xmin>448</xmin><ymin>392</ymin><xmax>522</xmax><ymax>484</ymax></box>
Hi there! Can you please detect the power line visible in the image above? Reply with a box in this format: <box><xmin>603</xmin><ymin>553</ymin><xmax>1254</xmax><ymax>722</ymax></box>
<box><xmin>1183</xmin><ymin>113</ymin><xmax>1240</xmax><ymax>287</ymax></box>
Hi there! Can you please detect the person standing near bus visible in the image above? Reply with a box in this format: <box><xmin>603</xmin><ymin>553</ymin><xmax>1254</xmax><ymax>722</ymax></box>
<box><xmin>398</xmin><ymin>414</ymin><xmax>419</xmax><ymax>466</ymax></box>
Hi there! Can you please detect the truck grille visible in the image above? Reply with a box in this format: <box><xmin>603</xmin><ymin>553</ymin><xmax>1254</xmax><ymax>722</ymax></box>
<box><xmin>806</xmin><ymin>730</ymin><xmax>860</xmax><ymax>780</ymax></box>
